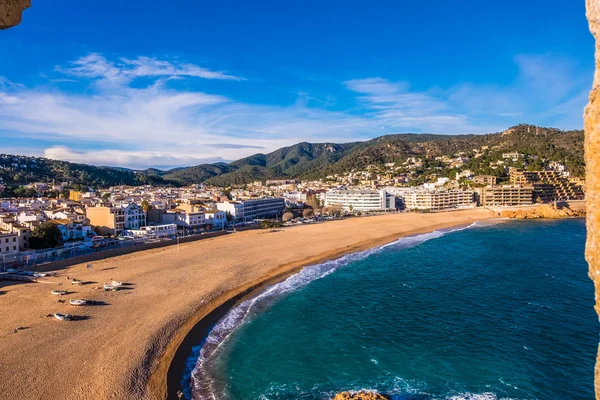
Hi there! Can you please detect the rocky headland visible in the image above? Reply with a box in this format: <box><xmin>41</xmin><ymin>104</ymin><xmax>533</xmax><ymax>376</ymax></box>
<box><xmin>500</xmin><ymin>204</ymin><xmax>586</xmax><ymax>219</ymax></box>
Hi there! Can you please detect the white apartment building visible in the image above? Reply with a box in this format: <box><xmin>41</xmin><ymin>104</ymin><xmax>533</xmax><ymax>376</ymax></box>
<box><xmin>174</xmin><ymin>211</ymin><xmax>206</xmax><ymax>229</ymax></box>
<box><xmin>204</xmin><ymin>210</ymin><xmax>227</xmax><ymax>228</ymax></box>
<box><xmin>121</xmin><ymin>203</ymin><xmax>146</xmax><ymax>230</ymax></box>
<box><xmin>16</xmin><ymin>211</ymin><xmax>46</xmax><ymax>225</ymax></box>
<box><xmin>401</xmin><ymin>189</ymin><xmax>475</xmax><ymax>212</ymax></box>
<box><xmin>217</xmin><ymin>198</ymin><xmax>286</xmax><ymax>221</ymax></box>
<box><xmin>47</xmin><ymin>220</ymin><xmax>94</xmax><ymax>241</ymax></box>
<box><xmin>322</xmin><ymin>190</ymin><xmax>396</xmax><ymax>212</ymax></box>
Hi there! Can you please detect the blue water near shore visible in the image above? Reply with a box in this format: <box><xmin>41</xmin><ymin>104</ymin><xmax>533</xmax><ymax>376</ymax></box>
<box><xmin>187</xmin><ymin>219</ymin><xmax>597</xmax><ymax>400</ymax></box>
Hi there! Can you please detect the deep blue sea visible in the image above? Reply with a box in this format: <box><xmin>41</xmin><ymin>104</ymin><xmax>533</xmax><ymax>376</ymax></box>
<box><xmin>185</xmin><ymin>219</ymin><xmax>597</xmax><ymax>400</ymax></box>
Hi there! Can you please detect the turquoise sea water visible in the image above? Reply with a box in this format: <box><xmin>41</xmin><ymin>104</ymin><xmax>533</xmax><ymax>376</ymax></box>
<box><xmin>186</xmin><ymin>219</ymin><xmax>597</xmax><ymax>399</ymax></box>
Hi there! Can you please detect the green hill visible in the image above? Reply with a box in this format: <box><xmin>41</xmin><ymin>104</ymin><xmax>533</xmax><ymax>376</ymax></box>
<box><xmin>0</xmin><ymin>124</ymin><xmax>585</xmax><ymax>191</ymax></box>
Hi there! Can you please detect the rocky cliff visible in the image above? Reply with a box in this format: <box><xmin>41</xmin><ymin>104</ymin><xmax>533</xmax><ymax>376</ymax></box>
<box><xmin>500</xmin><ymin>204</ymin><xmax>585</xmax><ymax>219</ymax></box>
<box><xmin>0</xmin><ymin>0</ymin><xmax>30</xmax><ymax>29</ymax></box>
<box><xmin>585</xmin><ymin>1</ymin><xmax>600</xmax><ymax>399</ymax></box>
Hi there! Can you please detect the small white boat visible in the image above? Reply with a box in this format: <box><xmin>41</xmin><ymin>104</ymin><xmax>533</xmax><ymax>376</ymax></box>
<box><xmin>51</xmin><ymin>290</ymin><xmax>68</xmax><ymax>296</ymax></box>
<box><xmin>53</xmin><ymin>313</ymin><xmax>71</xmax><ymax>321</ymax></box>
<box><xmin>69</xmin><ymin>299</ymin><xmax>87</xmax><ymax>306</ymax></box>
<box><xmin>71</xmin><ymin>279</ymin><xmax>83</xmax><ymax>285</ymax></box>
<box><xmin>110</xmin><ymin>280</ymin><xmax>123</xmax><ymax>286</ymax></box>
<box><xmin>33</xmin><ymin>272</ymin><xmax>48</xmax><ymax>278</ymax></box>
<box><xmin>103</xmin><ymin>283</ymin><xmax>119</xmax><ymax>291</ymax></box>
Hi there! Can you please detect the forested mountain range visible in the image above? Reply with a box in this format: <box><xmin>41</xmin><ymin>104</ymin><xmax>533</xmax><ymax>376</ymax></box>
<box><xmin>0</xmin><ymin>124</ymin><xmax>585</xmax><ymax>191</ymax></box>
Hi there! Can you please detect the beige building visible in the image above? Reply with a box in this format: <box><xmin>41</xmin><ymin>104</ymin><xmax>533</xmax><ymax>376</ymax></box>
<box><xmin>473</xmin><ymin>175</ymin><xmax>497</xmax><ymax>186</ymax></box>
<box><xmin>0</xmin><ymin>216</ymin><xmax>30</xmax><ymax>251</ymax></box>
<box><xmin>477</xmin><ymin>185</ymin><xmax>534</xmax><ymax>207</ymax></box>
<box><xmin>0</xmin><ymin>230</ymin><xmax>19</xmax><ymax>255</ymax></box>
<box><xmin>86</xmin><ymin>206</ymin><xmax>125</xmax><ymax>236</ymax></box>
<box><xmin>403</xmin><ymin>190</ymin><xmax>475</xmax><ymax>212</ymax></box>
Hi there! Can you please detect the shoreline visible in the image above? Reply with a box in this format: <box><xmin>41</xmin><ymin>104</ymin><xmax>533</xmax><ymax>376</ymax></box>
<box><xmin>160</xmin><ymin>220</ymin><xmax>491</xmax><ymax>400</ymax></box>
<box><xmin>0</xmin><ymin>209</ymin><xmax>506</xmax><ymax>400</ymax></box>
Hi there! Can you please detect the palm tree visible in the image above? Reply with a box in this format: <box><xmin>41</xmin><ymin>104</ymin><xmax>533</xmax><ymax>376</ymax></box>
<box><xmin>141</xmin><ymin>200</ymin><xmax>151</xmax><ymax>225</ymax></box>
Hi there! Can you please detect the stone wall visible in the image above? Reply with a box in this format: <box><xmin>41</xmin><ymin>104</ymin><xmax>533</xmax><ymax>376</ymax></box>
<box><xmin>585</xmin><ymin>1</ymin><xmax>600</xmax><ymax>398</ymax></box>
<box><xmin>0</xmin><ymin>0</ymin><xmax>30</xmax><ymax>29</ymax></box>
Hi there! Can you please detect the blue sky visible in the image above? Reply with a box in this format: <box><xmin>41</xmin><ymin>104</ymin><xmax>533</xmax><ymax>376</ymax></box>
<box><xmin>0</xmin><ymin>0</ymin><xmax>594</xmax><ymax>169</ymax></box>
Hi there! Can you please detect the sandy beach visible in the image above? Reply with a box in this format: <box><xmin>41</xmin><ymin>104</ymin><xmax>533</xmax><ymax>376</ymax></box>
<box><xmin>0</xmin><ymin>209</ymin><xmax>496</xmax><ymax>400</ymax></box>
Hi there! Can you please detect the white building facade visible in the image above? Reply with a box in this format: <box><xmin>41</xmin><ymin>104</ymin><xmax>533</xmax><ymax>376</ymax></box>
<box><xmin>401</xmin><ymin>190</ymin><xmax>475</xmax><ymax>212</ymax></box>
<box><xmin>217</xmin><ymin>198</ymin><xmax>286</xmax><ymax>220</ymax></box>
<box><xmin>323</xmin><ymin>190</ymin><xmax>396</xmax><ymax>212</ymax></box>
<box><xmin>121</xmin><ymin>203</ymin><xmax>146</xmax><ymax>230</ymax></box>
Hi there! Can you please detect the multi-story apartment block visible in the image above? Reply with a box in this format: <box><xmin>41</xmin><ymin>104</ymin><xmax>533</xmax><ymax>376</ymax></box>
<box><xmin>46</xmin><ymin>219</ymin><xmax>94</xmax><ymax>241</ymax></box>
<box><xmin>0</xmin><ymin>230</ymin><xmax>19</xmax><ymax>255</ymax></box>
<box><xmin>322</xmin><ymin>190</ymin><xmax>396</xmax><ymax>212</ymax></box>
<box><xmin>204</xmin><ymin>209</ymin><xmax>227</xmax><ymax>228</ymax></box>
<box><xmin>509</xmin><ymin>170</ymin><xmax>585</xmax><ymax>201</ymax></box>
<box><xmin>86</xmin><ymin>205</ymin><xmax>126</xmax><ymax>236</ymax></box>
<box><xmin>217</xmin><ymin>198</ymin><xmax>286</xmax><ymax>221</ymax></box>
<box><xmin>402</xmin><ymin>190</ymin><xmax>475</xmax><ymax>212</ymax></box>
<box><xmin>477</xmin><ymin>185</ymin><xmax>534</xmax><ymax>206</ymax></box>
<box><xmin>121</xmin><ymin>203</ymin><xmax>146</xmax><ymax>230</ymax></box>
<box><xmin>0</xmin><ymin>215</ymin><xmax>30</xmax><ymax>251</ymax></box>
<box><xmin>473</xmin><ymin>175</ymin><xmax>497</xmax><ymax>186</ymax></box>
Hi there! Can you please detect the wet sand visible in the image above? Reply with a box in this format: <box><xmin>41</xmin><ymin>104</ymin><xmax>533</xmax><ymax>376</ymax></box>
<box><xmin>0</xmin><ymin>209</ymin><xmax>496</xmax><ymax>400</ymax></box>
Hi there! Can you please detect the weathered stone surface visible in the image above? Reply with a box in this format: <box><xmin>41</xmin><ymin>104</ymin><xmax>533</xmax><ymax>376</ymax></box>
<box><xmin>585</xmin><ymin>1</ymin><xmax>600</xmax><ymax>399</ymax></box>
<box><xmin>500</xmin><ymin>204</ymin><xmax>585</xmax><ymax>219</ymax></box>
<box><xmin>333</xmin><ymin>391</ymin><xmax>390</xmax><ymax>400</ymax></box>
<box><xmin>0</xmin><ymin>0</ymin><xmax>30</xmax><ymax>29</ymax></box>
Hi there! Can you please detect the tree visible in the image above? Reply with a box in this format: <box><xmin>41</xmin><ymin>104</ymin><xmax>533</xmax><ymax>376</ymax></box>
<box><xmin>12</xmin><ymin>186</ymin><xmax>37</xmax><ymax>198</ymax></box>
<box><xmin>302</xmin><ymin>208</ymin><xmax>314</xmax><ymax>218</ymax></box>
<box><xmin>282</xmin><ymin>212</ymin><xmax>294</xmax><ymax>222</ymax></box>
<box><xmin>101</xmin><ymin>192</ymin><xmax>111</xmax><ymax>200</ymax></box>
<box><xmin>141</xmin><ymin>200</ymin><xmax>151</xmax><ymax>213</ymax></box>
<box><xmin>29</xmin><ymin>222</ymin><xmax>62</xmax><ymax>249</ymax></box>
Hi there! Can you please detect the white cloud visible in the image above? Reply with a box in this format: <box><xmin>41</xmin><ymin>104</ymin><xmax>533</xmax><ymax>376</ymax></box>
<box><xmin>55</xmin><ymin>53</ymin><xmax>243</xmax><ymax>86</ymax></box>
<box><xmin>0</xmin><ymin>92</ymin><xmax>22</xmax><ymax>105</ymax></box>
<box><xmin>0</xmin><ymin>52</ymin><xmax>590</xmax><ymax>169</ymax></box>
<box><xmin>43</xmin><ymin>146</ymin><xmax>227</xmax><ymax>170</ymax></box>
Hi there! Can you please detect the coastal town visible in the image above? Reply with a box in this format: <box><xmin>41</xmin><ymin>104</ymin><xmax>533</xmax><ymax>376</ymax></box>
<box><xmin>2</xmin><ymin>2</ymin><xmax>598</xmax><ymax>399</ymax></box>
<box><xmin>0</xmin><ymin>147</ymin><xmax>585</xmax><ymax>271</ymax></box>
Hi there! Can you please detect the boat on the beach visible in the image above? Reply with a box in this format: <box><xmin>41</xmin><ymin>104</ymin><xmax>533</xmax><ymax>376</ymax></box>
<box><xmin>103</xmin><ymin>283</ymin><xmax>119</xmax><ymax>291</ymax></box>
<box><xmin>53</xmin><ymin>313</ymin><xmax>71</xmax><ymax>321</ymax></box>
<box><xmin>110</xmin><ymin>280</ymin><xmax>123</xmax><ymax>286</ymax></box>
<box><xmin>71</xmin><ymin>279</ymin><xmax>83</xmax><ymax>285</ymax></box>
<box><xmin>69</xmin><ymin>299</ymin><xmax>88</xmax><ymax>306</ymax></box>
<box><xmin>51</xmin><ymin>290</ymin><xmax>68</xmax><ymax>295</ymax></box>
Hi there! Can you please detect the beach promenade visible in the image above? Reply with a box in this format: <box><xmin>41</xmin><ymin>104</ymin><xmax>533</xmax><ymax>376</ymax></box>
<box><xmin>0</xmin><ymin>209</ymin><xmax>495</xmax><ymax>400</ymax></box>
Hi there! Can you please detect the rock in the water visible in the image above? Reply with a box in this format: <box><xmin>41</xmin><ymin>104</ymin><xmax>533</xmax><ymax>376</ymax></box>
<box><xmin>333</xmin><ymin>391</ymin><xmax>390</xmax><ymax>400</ymax></box>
